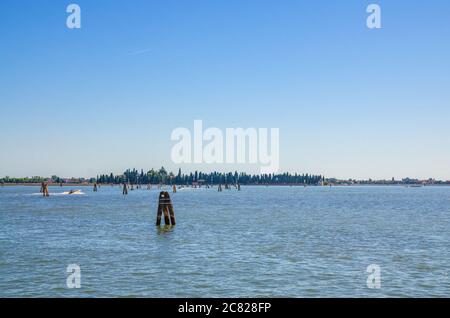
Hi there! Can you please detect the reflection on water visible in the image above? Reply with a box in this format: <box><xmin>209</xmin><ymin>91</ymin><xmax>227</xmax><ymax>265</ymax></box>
<box><xmin>157</xmin><ymin>225</ymin><xmax>176</xmax><ymax>235</ymax></box>
<box><xmin>0</xmin><ymin>185</ymin><xmax>449</xmax><ymax>297</ymax></box>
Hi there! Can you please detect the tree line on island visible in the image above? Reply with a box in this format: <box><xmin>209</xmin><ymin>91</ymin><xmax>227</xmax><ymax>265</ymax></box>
<box><xmin>0</xmin><ymin>168</ymin><xmax>324</xmax><ymax>185</ymax></box>
<box><xmin>97</xmin><ymin>168</ymin><xmax>325</xmax><ymax>186</ymax></box>
<box><xmin>2</xmin><ymin>169</ymin><xmax>449</xmax><ymax>185</ymax></box>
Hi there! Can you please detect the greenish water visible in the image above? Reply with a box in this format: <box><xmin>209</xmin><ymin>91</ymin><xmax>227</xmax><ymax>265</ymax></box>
<box><xmin>0</xmin><ymin>185</ymin><xmax>449</xmax><ymax>297</ymax></box>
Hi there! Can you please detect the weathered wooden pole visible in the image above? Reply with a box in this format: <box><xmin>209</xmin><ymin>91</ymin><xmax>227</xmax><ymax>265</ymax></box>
<box><xmin>156</xmin><ymin>191</ymin><xmax>176</xmax><ymax>226</ymax></box>
<box><xmin>162</xmin><ymin>204</ymin><xmax>170</xmax><ymax>225</ymax></box>
<box><xmin>167</xmin><ymin>200</ymin><xmax>176</xmax><ymax>226</ymax></box>
<box><xmin>41</xmin><ymin>182</ymin><xmax>49</xmax><ymax>197</ymax></box>
<box><xmin>156</xmin><ymin>193</ymin><xmax>164</xmax><ymax>226</ymax></box>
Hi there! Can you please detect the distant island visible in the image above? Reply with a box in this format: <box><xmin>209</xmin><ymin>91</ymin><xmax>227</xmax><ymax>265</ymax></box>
<box><xmin>1</xmin><ymin>168</ymin><xmax>449</xmax><ymax>186</ymax></box>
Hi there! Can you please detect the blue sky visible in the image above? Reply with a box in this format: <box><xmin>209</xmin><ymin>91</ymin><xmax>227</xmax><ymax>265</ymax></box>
<box><xmin>1</xmin><ymin>0</ymin><xmax>449</xmax><ymax>179</ymax></box>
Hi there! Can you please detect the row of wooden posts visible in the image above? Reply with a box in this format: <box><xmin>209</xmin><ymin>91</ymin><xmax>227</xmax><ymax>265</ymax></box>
<box><xmin>39</xmin><ymin>182</ymin><xmax>242</xmax><ymax>227</ymax></box>
<box><xmin>119</xmin><ymin>183</ymin><xmax>241</xmax><ymax>195</ymax></box>
<box><xmin>218</xmin><ymin>183</ymin><xmax>240</xmax><ymax>191</ymax></box>
<box><xmin>40</xmin><ymin>182</ymin><xmax>241</xmax><ymax>197</ymax></box>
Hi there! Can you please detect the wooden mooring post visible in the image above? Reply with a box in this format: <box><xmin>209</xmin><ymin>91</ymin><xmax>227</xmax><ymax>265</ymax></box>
<box><xmin>41</xmin><ymin>182</ymin><xmax>49</xmax><ymax>197</ymax></box>
<box><xmin>156</xmin><ymin>191</ymin><xmax>176</xmax><ymax>226</ymax></box>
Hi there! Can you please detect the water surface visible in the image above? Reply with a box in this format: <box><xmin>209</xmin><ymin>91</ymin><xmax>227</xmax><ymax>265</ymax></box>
<box><xmin>0</xmin><ymin>185</ymin><xmax>449</xmax><ymax>297</ymax></box>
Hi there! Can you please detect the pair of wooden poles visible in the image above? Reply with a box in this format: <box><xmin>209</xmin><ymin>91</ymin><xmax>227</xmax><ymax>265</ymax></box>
<box><xmin>40</xmin><ymin>182</ymin><xmax>49</xmax><ymax>197</ymax></box>
<box><xmin>156</xmin><ymin>191</ymin><xmax>176</xmax><ymax>226</ymax></box>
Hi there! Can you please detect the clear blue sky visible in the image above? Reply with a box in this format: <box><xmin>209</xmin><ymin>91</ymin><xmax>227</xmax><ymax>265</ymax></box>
<box><xmin>1</xmin><ymin>0</ymin><xmax>449</xmax><ymax>179</ymax></box>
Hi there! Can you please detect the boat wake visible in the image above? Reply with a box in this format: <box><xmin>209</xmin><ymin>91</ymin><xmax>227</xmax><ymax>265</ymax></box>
<box><xmin>31</xmin><ymin>190</ymin><xmax>85</xmax><ymax>196</ymax></box>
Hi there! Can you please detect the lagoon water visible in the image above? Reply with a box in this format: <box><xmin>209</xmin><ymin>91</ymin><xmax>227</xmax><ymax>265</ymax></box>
<box><xmin>0</xmin><ymin>185</ymin><xmax>449</xmax><ymax>297</ymax></box>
